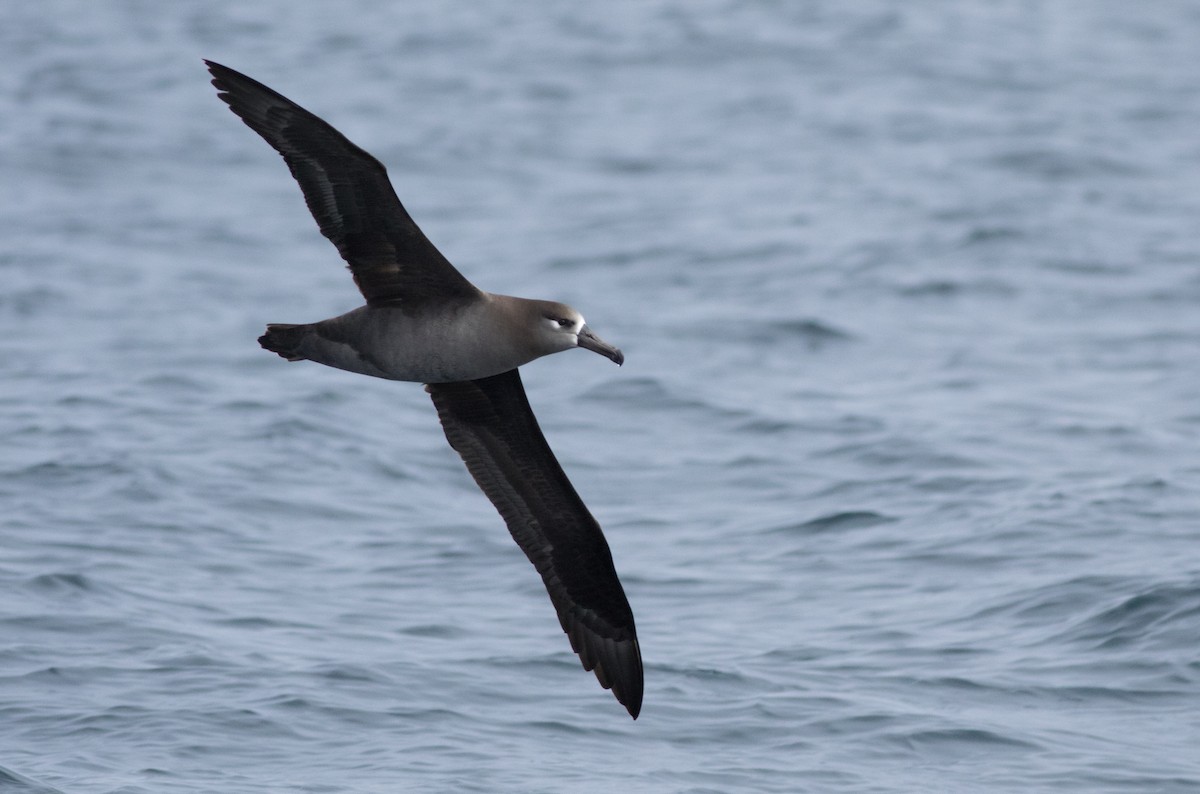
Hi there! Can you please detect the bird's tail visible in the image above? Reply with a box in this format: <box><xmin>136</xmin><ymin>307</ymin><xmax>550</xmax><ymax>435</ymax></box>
<box><xmin>258</xmin><ymin>323</ymin><xmax>311</xmax><ymax>362</ymax></box>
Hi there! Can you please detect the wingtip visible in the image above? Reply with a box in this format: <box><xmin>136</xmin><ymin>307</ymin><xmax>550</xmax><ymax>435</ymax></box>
<box><xmin>619</xmin><ymin>671</ymin><xmax>643</xmax><ymax>719</ymax></box>
<box><xmin>203</xmin><ymin>60</ymin><xmax>248</xmax><ymax>96</ymax></box>
<box><xmin>612</xmin><ymin>644</ymin><xmax>643</xmax><ymax>720</ymax></box>
<box><xmin>203</xmin><ymin>59</ymin><xmax>231</xmax><ymax>94</ymax></box>
<box><xmin>593</xmin><ymin>632</ymin><xmax>643</xmax><ymax>720</ymax></box>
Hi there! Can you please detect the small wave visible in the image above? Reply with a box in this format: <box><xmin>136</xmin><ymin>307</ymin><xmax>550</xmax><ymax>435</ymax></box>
<box><xmin>769</xmin><ymin>511</ymin><xmax>896</xmax><ymax>535</ymax></box>
<box><xmin>594</xmin><ymin>155</ymin><xmax>659</xmax><ymax>174</ymax></box>
<box><xmin>584</xmin><ymin>375</ymin><xmax>737</xmax><ymax>417</ymax></box>
<box><xmin>989</xmin><ymin>149</ymin><xmax>1142</xmax><ymax>180</ymax></box>
<box><xmin>897</xmin><ymin>278</ymin><xmax>1018</xmax><ymax>298</ymax></box>
<box><xmin>7</xmin><ymin>459</ymin><xmax>133</xmax><ymax>486</ymax></box>
<box><xmin>891</xmin><ymin>726</ymin><xmax>1041</xmax><ymax>753</ymax></box>
<box><xmin>210</xmin><ymin>616</ymin><xmax>316</xmax><ymax>630</ymax></box>
<box><xmin>311</xmin><ymin>663</ymin><xmax>390</xmax><ymax>683</ymax></box>
<box><xmin>1057</xmin><ymin>579</ymin><xmax>1200</xmax><ymax>652</ymax></box>
<box><xmin>814</xmin><ymin>437</ymin><xmax>985</xmax><ymax>471</ymax></box>
<box><xmin>546</xmin><ymin>244</ymin><xmax>686</xmax><ymax>271</ymax></box>
<box><xmin>0</xmin><ymin>766</ymin><xmax>65</xmax><ymax>794</ymax></box>
<box><xmin>24</xmin><ymin>572</ymin><xmax>98</xmax><ymax>596</ymax></box>
<box><xmin>400</xmin><ymin>623</ymin><xmax>468</xmax><ymax>639</ymax></box>
<box><xmin>0</xmin><ymin>287</ymin><xmax>64</xmax><ymax>317</ymax></box>
<box><xmin>773</xmin><ymin>318</ymin><xmax>854</xmax><ymax>343</ymax></box>
<box><xmin>961</xmin><ymin>226</ymin><xmax>1025</xmax><ymax>245</ymax></box>
<box><xmin>955</xmin><ymin>574</ymin><xmax>1127</xmax><ymax>625</ymax></box>
<box><xmin>955</xmin><ymin>575</ymin><xmax>1200</xmax><ymax>658</ymax></box>
<box><xmin>1040</xmin><ymin>258</ymin><xmax>1132</xmax><ymax>275</ymax></box>
<box><xmin>711</xmin><ymin>317</ymin><xmax>855</xmax><ymax>348</ymax></box>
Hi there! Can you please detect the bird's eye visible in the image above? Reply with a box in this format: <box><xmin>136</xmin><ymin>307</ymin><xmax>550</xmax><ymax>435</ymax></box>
<box><xmin>556</xmin><ymin>317</ymin><xmax>573</xmax><ymax>328</ymax></box>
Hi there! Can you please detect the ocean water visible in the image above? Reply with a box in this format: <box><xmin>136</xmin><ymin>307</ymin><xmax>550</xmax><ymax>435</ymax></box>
<box><xmin>3</xmin><ymin>1</ymin><xmax>1200</xmax><ymax>792</ymax></box>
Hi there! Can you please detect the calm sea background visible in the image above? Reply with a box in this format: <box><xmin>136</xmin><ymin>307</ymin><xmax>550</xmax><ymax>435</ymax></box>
<box><xmin>3</xmin><ymin>2</ymin><xmax>1200</xmax><ymax>792</ymax></box>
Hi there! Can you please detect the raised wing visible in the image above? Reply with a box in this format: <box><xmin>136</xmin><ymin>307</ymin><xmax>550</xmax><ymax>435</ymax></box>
<box><xmin>427</xmin><ymin>370</ymin><xmax>643</xmax><ymax>718</ymax></box>
<box><xmin>206</xmin><ymin>60</ymin><xmax>479</xmax><ymax>308</ymax></box>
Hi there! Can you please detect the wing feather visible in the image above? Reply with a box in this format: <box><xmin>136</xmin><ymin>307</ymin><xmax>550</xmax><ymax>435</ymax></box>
<box><xmin>427</xmin><ymin>370</ymin><xmax>643</xmax><ymax>718</ymax></box>
<box><xmin>205</xmin><ymin>60</ymin><xmax>479</xmax><ymax>308</ymax></box>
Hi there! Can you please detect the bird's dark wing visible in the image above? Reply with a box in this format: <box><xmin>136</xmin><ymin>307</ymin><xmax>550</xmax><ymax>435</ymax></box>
<box><xmin>205</xmin><ymin>60</ymin><xmax>479</xmax><ymax>308</ymax></box>
<box><xmin>426</xmin><ymin>370</ymin><xmax>643</xmax><ymax>719</ymax></box>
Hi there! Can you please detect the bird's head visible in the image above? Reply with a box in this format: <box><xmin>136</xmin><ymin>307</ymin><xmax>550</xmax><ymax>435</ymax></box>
<box><xmin>532</xmin><ymin>301</ymin><xmax>624</xmax><ymax>365</ymax></box>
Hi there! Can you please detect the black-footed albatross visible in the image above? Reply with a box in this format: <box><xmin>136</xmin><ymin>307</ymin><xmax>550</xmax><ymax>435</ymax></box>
<box><xmin>205</xmin><ymin>61</ymin><xmax>642</xmax><ymax>719</ymax></box>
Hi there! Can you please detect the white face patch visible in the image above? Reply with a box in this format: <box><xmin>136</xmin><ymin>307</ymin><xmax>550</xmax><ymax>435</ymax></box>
<box><xmin>543</xmin><ymin>313</ymin><xmax>582</xmax><ymax>334</ymax></box>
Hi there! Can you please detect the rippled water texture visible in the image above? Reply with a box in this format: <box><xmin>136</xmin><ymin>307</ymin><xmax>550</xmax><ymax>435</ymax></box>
<box><xmin>3</xmin><ymin>2</ymin><xmax>1200</xmax><ymax>792</ymax></box>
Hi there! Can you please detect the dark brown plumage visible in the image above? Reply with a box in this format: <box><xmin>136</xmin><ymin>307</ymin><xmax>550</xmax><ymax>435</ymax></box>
<box><xmin>428</xmin><ymin>371</ymin><xmax>642</xmax><ymax>718</ymax></box>
<box><xmin>207</xmin><ymin>60</ymin><xmax>478</xmax><ymax>308</ymax></box>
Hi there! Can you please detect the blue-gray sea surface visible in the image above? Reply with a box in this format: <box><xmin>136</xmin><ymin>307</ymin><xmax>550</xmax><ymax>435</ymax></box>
<box><xmin>3</xmin><ymin>2</ymin><xmax>1200</xmax><ymax>792</ymax></box>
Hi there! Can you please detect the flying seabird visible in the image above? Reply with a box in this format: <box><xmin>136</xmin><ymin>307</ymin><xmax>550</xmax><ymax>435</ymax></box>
<box><xmin>205</xmin><ymin>61</ymin><xmax>642</xmax><ymax>718</ymax></box>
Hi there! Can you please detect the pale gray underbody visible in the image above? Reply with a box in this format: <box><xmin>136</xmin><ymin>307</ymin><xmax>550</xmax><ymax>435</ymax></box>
<box><xmin>279</xmin><ymin>294</ymin><xmax>575</xmax><ymax>384</ymax></box>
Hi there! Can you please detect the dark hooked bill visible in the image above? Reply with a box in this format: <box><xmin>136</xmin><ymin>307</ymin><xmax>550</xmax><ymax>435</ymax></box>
<box><xmin>577</xmin><ymin>325</ymin><xmax>624</xmax><ymax>366</ymax></box>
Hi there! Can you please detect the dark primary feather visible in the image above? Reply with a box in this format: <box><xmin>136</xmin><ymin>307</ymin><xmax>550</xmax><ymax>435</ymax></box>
<box><xmin>427</xmin><ymin>370</ymin><xmax>643</xmax><ymax>719</ymax></box>
<box><xmin>204</xmin><ymin>60</ymin><xmax>479</xmax><ymax>308</ymax></box>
